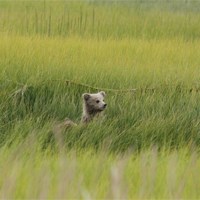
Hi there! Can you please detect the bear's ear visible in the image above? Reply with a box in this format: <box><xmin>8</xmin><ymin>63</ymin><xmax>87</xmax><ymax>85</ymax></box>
<box><xmin>83</xmin><ymin>93</ymin><xmax>91</xmax><ymax>101</ymax></box>
<box><xmin>99</xmin><ymin>91</ymin><xmax>106</xmax><ymax>97</ymax></box>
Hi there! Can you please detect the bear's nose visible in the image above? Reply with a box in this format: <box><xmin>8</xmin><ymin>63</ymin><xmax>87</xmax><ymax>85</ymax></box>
<box><xmin>104</xmin><ymin>104</ymin><xmax>107</xmax><ymax>108</ymax></box>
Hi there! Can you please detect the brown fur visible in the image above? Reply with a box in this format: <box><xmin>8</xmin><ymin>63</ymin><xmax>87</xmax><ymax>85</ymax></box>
<box><xmin>54</xmin><ymin>91</ymin><xmax>107</xmax><ymax>132</ymax></box>
<box><xmin>81</xmin><ymin>91</ymin><xmax>106</xmax><ymax>123</ymax></box>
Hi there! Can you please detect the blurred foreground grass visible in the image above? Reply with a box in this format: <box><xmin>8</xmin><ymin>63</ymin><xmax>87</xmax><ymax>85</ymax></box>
<box><xmin>0</xmin><ymin>137</ymin><xmax>199</xmax><ymax>199</ymax></box>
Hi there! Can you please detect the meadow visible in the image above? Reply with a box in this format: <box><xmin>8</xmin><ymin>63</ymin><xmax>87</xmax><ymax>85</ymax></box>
<box><xmin>0</xmin><ymin>0</ymin><xmax>200</xmax><ymax>198</ymax></box>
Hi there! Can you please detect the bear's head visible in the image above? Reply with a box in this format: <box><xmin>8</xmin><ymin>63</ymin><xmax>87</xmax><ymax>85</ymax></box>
<box><xmin>82</xmin><ymin>91</ymin><xmax>107</xmax><ymax>113</ymax></box>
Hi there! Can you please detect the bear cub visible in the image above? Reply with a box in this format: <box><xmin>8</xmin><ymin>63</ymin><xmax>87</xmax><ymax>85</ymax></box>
<box><xmin>81</xmin><ymin>91</ymin><xmax>107</xmax><ymax>123</ymax></box>
<box><xmin>57</xmin><ymin>91</ymin><xmax>107</xmax><ymax>130</ymax></box>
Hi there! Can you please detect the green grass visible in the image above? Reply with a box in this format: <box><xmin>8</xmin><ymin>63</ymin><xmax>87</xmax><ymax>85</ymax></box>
<box><xmin>1</xmin><ymin>1</ymin><xmax>200</xmax><ymax>39</ymax></box>
<box><xmin>1</xmin><ymin>140</ymin><xmax>200</xmax><ymax>199</ymax></box>
<box><xmin>1</xmin><ymin>0</ymin><xmax>200</xmax><ymax>198</ymax></box>
<box><xmin>1</xmin><ymin>34</ymin><xmax>200</xmax><ymax>151</ymax></box>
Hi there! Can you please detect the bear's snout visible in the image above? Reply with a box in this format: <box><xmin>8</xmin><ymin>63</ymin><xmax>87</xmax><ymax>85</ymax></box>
<box><xmin>103</xmin><ymin>104</ymin><xmax>107</xmax><ymax>108</ymax></box>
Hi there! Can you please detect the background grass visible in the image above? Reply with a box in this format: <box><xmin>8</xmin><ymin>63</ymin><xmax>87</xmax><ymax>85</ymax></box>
<box><xmin>1</xmin><ymin>0</ymin><xmax>200</xmax><ymax>198</ymax></box>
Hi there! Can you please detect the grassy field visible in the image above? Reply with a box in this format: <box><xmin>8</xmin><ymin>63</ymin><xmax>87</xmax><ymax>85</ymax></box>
<box><xmin>1</xmin><ymin>141</ymin><xmax>200</xmax><ymax>199</ymax></box>
<box><xmin>1</xmin><ymin>0</ymin><xmax>200</xmax><ymax>198</ymax></box>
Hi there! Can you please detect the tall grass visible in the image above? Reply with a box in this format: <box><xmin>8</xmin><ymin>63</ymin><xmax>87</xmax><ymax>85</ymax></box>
<box><xmin>1</xmin><ymin>34</ymin><xmax>200</xmax><ymax>151</ymax></box>
<box><xmin>0</xmin><ymin>138</ymin><xmax>199</xmax><ymax>199</ymax></box>
<box><xmin>1</xmin><ymin>1</ymin><xmax>200</xmax><ymax>198</ymax></box>
<box><xmin>1</xmin><ymin>1</ymin><xmax>200</xmax><ymax>39</ymax></box>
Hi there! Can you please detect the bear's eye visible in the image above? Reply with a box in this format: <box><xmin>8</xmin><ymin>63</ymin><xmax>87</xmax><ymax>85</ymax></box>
<box><xmin>96</xmin><ymin>100</ymin><xmax>100</xmax><ymax>103</ymax></box>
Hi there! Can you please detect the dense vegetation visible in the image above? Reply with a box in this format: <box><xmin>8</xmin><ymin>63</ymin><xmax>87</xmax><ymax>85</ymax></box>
<box><xmin>0</xmin><ymin>0</ymin><xmax>200</xmax><ymax>198</ymax></box>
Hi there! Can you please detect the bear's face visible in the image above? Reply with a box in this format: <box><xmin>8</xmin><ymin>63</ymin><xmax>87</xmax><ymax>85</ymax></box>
<box><xmin>83</xmin><ymin>91</ymin><xmax>107</xmax><ymax>112</ymax></box>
